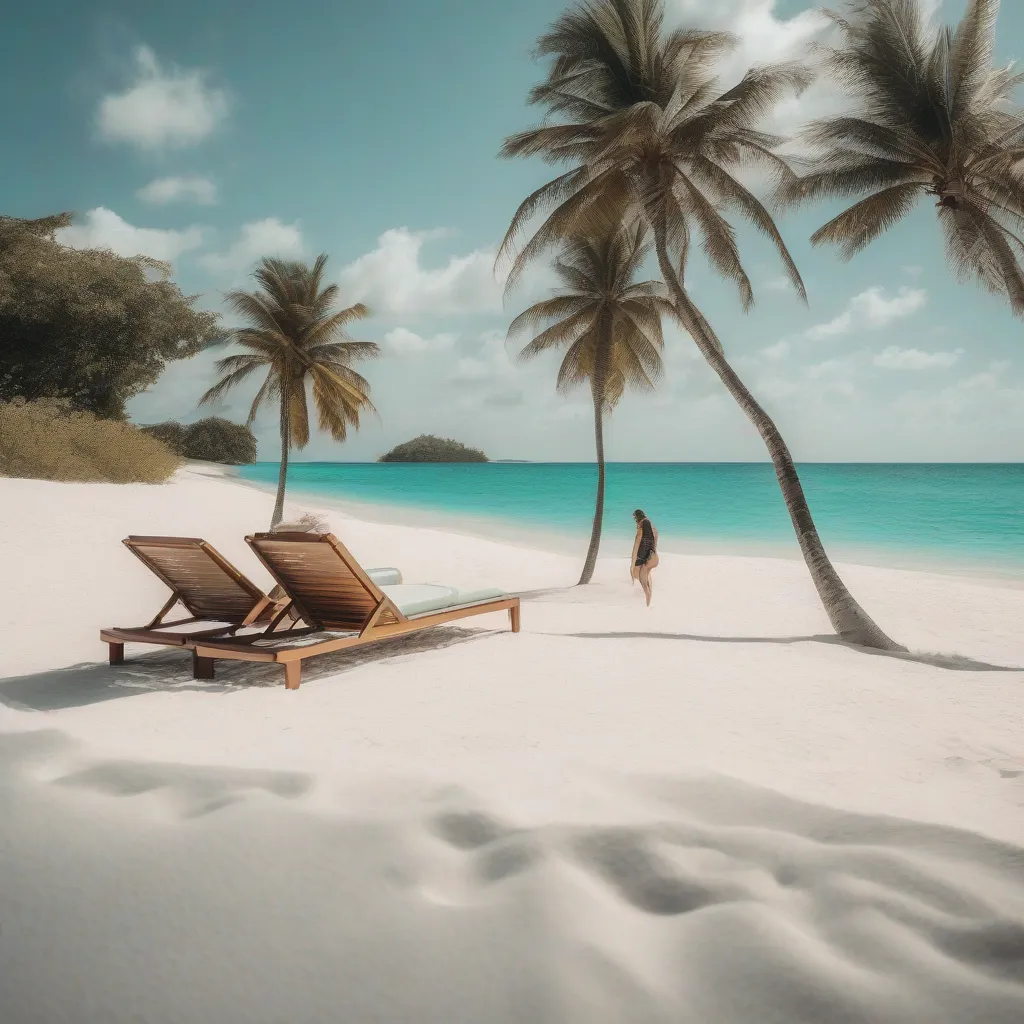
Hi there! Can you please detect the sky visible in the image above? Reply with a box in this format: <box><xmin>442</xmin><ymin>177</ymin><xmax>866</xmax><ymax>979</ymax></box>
<box><xmin>2</xmin><ymin>0</ymin><xmax>1022</xmax><ymax>462</ymax></box>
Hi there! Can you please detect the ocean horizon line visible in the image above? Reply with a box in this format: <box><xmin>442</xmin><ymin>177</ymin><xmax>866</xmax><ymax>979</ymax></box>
<box><xmin>249</xmin><ymin>459</ymin><xmax>1024</xmax><ymax>467</ymax></box>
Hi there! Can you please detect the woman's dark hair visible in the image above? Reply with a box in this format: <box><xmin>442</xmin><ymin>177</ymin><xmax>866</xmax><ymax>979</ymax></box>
<box><xmin>633</xmin><ymin>508</ymin><xmax>646</xmax><ymax>522</ymax></box>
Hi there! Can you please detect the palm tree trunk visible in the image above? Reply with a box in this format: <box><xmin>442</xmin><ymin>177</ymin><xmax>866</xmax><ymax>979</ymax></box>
<box><xmin>579</xmin><ymin>319</ymin><xmax>611</xmax><ymax>585</ymax></box>
<box><xmin>579</xmin><ymin>385</ymin><xmax>607</xmax><ymax>585</ymax></box>
<box><xmin>270</xmin><ymin>384</ymin><xmax>290</xmax><ymax>529</ymax></box>
<box><xmin>654</xmin><ymin>234</ymin><xmax>904</xmax><ymax>652</ymax></box>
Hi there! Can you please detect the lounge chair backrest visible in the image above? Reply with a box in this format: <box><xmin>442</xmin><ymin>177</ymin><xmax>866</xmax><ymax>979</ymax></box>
<box><xmin>124</xmin><ymin>536</ymin><xmax>266</xmax><ymax>622</ymax></box>
<box><xmin>247</xmin><ymin>532</ymin><xmax>397</xmax><ymax>631</ymax></box>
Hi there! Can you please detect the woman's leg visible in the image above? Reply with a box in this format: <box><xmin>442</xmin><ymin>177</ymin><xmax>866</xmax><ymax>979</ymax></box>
<box><xmin>639</xmin><ymin>555</ymin><xmax>658</xmax><ymax>607</ymax></box>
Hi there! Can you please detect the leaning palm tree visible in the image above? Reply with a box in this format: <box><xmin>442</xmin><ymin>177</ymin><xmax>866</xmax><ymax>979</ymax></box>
<box><xmin>200</xmin><ymin>254</ymin><xmax>378</xmax><ymax>527</ymax></box>
<box><xmin>509</xmin><ymin>222</ymin><xmax>670</xmax><ymax>584</ymax></box>
<box><xmin>496</xmin><ymin>0</ymin><xmax>904</xmax><ymax>650</ymax></box>
<box><xmin>785</xmin><ymin>0</ymin><xmax>1024</xmax><ymax>313</ymax></box>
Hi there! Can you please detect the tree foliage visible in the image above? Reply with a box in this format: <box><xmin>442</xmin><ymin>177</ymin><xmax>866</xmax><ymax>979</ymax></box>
<box><xmin>508</xmin><ymin>222</ymin><xmax>669</xmax><ymax>582</ymax></box>
<box><xmin>141</xmin><ymin>417</ymin><xmax>258</xmax><ymax>464</ymax></box>
<box><xmin>0</xmin><ymin>213</ymin><xmax>222</xmax><ymax>419</ymax></box>
<box><xmin>0</xmin><ymin>398</ymin><xmax>180</xmax><ymax>483</ymax></box>
<box><xmin>785</xmin><ymin>0</ymin><xmax>1024</xmax><ymax>312</ymax></box>
<box><xmin>378</xmin><ymin>435</ymin><xmax>488</xmax><ymax>462</ymax></box>
<box><xmin>508</xmin><ymin>222</ymin><xmax>669</xmax><ymax>409</ymax></box>
<box><xmin>200</xmin><ymin>254</ymin><xmax>378</xmax><ymax>526</ymax></box>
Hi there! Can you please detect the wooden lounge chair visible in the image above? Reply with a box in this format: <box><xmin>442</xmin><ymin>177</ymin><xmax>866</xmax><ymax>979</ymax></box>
<box><xmin>192</xmin><ymin>532</ymin><xmax>521</xmax><ymax>690</ymax></box>
<box><xmin>101</xmin><ymin>536</ymin><xmax>403</xmax><ymax>675</ymax></box>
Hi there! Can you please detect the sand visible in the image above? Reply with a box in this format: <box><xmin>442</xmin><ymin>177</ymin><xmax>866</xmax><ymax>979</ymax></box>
<box><xmin>1</xmin><ymin>466</ymin><xmax>1023</xmax><ymax>1023</ymax></box>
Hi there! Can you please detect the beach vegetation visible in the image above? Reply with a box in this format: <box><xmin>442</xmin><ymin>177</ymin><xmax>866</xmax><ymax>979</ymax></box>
<box><xmin>200</xmin><ymin>255</ymin><xmax>378</xmax><ymax>527</ymax></box>
<box><xmin>0</xmin><ymin>397</ymin><xmax>181</xmax><ymax>483</ymax></box>
<box><xmin>141</xmin><ymin>417</ymin><xmax>258</xmax><ymax>465</ymax></box>
<box><xmin>0</xmin><ymin>213</ymin><xmax>222</xmax><ymax>420</ymax></box>
<box><xmin>508</xmin><ymin>222</ymin><xmax>669</xmax><ymax>584</ymax></box>
<box><xmin>786</xmin><ymin>0</ymin><xmax>1024</xmax><ymax>314</ymax></box>
<box><xmin>497</xmin><ymin>0</ymin><xmax>904</xmax><ymax>651</ymax></box>
<box><xmin>378</xmin><ymin>435</ymin><xmax>488</xmax><ymax>462</ymax></box>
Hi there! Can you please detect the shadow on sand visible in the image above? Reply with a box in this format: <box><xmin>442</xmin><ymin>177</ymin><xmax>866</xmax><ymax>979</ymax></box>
<box><xmin>547</xmin><ymin>631</ymin><xmax>1024</xmax><ymax>673</ymax></box>
<box><xmin>0</xmin><ymin>625</ymin><xmax>494</xmax><ymax>712</ymax></box>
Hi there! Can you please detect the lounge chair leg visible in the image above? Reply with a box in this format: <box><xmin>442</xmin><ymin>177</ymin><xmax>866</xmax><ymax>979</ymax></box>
<box><xmin>109</xmin><ymin>642</ymin><xmax>125</xmax><ymax>665</ymax></box>
<box><xmin>284</xmin><ymin>662</ymin><xmax>301</xmax><ymax>690</ymax></box>
<box><xmin>510</xmin><ymin>605</ymin><xmax>521</xmax><ymax>633</ymax></box>
<box><xmin>192</xmin><ymin>652</ymin><xmax>215</xmax><ymax>680</ymax></box>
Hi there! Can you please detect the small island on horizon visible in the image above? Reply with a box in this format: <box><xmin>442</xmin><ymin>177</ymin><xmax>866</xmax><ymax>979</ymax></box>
<box><xmin>378</xmin><ymin>434</ymin><xmax>488</xmax><ymax>463</ymax></box>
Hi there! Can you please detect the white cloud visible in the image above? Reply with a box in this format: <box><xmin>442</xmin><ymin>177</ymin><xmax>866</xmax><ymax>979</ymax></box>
<box><xmin>452</xmin><ymin>356</ymin><xmax>491</xmax><ymax>382</ymax></box>
<box><xmin>668</xmin><ymin>1</ymin><xmax>840</xmax><ymax>146</ymax></box>
<box><xmin>805</xmin><ymin>286</ymin><xmax>927</xmax><ymax>340</ymax></box>
<box><xmin>873</xmin><ymin>346</ymin><xmax>963</xmax><ymax>370</ymax></box>
<box><xmin>198</xmin><ymin>218</ymin><xmax>304</xmax><ymax>274</ymax></box>
<box><xmin>337</xmin><ymin>228</ymin><xmax>502</xmax><ymax>316</ymax></box>
<box><xmin>97</xmin><ymin>46</ymin><xmax>229</xmax><ymax>150</ymax></box>
<box><xmin>446</xmin><ymin>329</ymin><xmax>529</xmax><ymax>410</ymax></box>
<box><xmin>136</xmin><ymin>175</ymin><xmax>217</xmax><ymax>205</ymax></box>
<box><xmin>382</xmin><ymin>327</ymin><xmax>457</xmax><ymax>356</ymax></box>
<box><xmin>55</xmin><ymin>207</ymin><xmax>205</xmax><ymax>261</ymax></box>
<box><xmin>670</xmin><ymin>1</ymin><xmax>826</xmax><ymax>75</ymax></box>
<box><xmin>760</xmin><ymin>340</ymin><xmax>790</xmax><ymax>360</ymax></box>
<box><xmin>894</xmin><ymin>360</ymin><xmax>1021</xmax><ymax>424</ymax></box>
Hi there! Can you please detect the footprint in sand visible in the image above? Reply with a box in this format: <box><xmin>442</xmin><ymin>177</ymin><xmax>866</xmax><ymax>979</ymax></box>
<box><xmin>426</xmin><ymin>808</ymin><xmax>543</xmax><ymax>889</ymax></box>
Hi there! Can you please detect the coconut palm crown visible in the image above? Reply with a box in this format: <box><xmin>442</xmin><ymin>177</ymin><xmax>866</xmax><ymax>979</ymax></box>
<box><xmin>200</xmin><ymin>254</ymin><xmax>378</xmax><ymax>527</ymax></box>
<box><xmin>786</xmin><ymin>0</ymin><xmax>1024</xmax><ymax>313</ymax></box>
<box><xmin>508</xmin><ymin>222</ymin><xmax>670</xmax><ymax>583</ymax></box>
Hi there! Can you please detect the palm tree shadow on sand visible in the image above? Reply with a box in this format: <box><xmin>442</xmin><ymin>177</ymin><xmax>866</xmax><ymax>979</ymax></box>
<box><xmin>551</xmin><ymin>630</ymin><xmax>1024</xmax><ymax>673</ymax></box>
<box><xmin>0</xmin><ymin>626</ymin><xmax>494</xmax><ymax>713</ymax></box>
<box><xmin>513</xmin><ymin>587</ymin><xmax>1023</xmax><ymax>673</ymax></box>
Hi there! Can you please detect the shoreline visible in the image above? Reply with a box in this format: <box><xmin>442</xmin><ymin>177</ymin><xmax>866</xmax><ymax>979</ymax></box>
<box><xmin>217</xmin><ymin>465</ymin><xmax>1024</xmax><ymax>590</ymax></box>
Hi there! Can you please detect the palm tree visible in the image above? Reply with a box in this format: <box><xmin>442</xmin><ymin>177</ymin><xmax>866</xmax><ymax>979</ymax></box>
<box><xmin>509</xmin><ymin>222</ymin><xmax>670</xmax><ymax>584</ymax></box>
<box><xmin>785</xmin><ymin>0</ymin><xmax>1024</xmax><ymax>313</ymax></box>
<box><xmin>495</xmin><ymin>0</ymin><xmax>904</xmax><ymax>651</ymax></box>
<box><xmin>200</xmin><ymin>255</ymin><xmax>378</xmax><ymax>527</ymax></box>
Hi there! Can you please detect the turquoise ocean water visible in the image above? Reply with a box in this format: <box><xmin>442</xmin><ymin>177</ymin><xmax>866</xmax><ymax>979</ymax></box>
<box><xmin>237</xmin><ymin>463</ymin><xmax>1024</xmax><ymax>579</ymax></box>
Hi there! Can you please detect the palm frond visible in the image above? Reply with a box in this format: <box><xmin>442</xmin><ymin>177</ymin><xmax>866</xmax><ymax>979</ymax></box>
<box><xmin>810</xmin><ymin>181</ymin><xmax>926</xmax><ymax>258</ymax></box>
<box><xmin>507</xmin><ymin>294</ymin><xmax>595</xmax><ymax>338</ymax></box>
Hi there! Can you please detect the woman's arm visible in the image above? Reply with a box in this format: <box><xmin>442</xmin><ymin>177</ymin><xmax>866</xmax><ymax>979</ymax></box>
<box><xmin>630</xmin><ymin>526</ymin><xmax>641</xmax><ymax>580</ymax></box>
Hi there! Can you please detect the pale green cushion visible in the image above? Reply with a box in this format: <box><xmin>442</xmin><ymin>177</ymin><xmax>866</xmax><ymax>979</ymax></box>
<box><xmin>379</xmin><ymin>583</ymin><xmax>506</xmax><ymax>618</ymax></box>
<box><xmin>451</xmin><ymin>587</ymin><xmax>505</xmax><ymax>605</ymax></box>
<box><xmin>380</xmin><ymin>584</ymin><xmax>458</xmax><ymax>617</ymax></box>
<box><xmin>365</xmin><ymin>566</ymin><xmax>402</xmax><ymax>587</ymax></box>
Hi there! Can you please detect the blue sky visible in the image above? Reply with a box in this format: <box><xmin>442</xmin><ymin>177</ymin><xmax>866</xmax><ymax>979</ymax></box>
<box><xmin>3</xmin><ymin>0</ymin><xmax>1022</xmax><ymax>462</ymax></box>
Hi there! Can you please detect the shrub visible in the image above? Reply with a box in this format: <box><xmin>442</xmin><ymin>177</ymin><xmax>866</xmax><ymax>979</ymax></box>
<box><xmin>378</xmin><ymin>434</ymin><xmax>488</xmax><ymax>462</ymax></box>
<box><xmin>140</xmin><ymin>421</ymin><xmax>187</xmax><ymax>453</ymax></box>
<box><xmin>0</xmin><ymin>398</ymin><xmax>181</xmax><ymax>483</ymax></box>
<box><xmin>140</xmin><ymin>417</ymin><xmax>257</xmax><ymax>464</ymax></box>
<box><xmin>0</xmin><ymin>213</ymin><xmax>222</xmax><ymax>419</ymax></box>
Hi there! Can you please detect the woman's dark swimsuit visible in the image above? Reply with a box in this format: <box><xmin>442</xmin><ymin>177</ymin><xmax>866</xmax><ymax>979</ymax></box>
<box><xmin>635</xmin><ymin>518</ymin><xmax>656</xmax><ymax>567</ymax></box>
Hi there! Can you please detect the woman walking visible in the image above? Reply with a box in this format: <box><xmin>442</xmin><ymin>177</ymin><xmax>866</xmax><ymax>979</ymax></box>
<box><xmin>630</xmin><ymin>509</ymin><xmax>659</xmax><ymax>607</ymax></box>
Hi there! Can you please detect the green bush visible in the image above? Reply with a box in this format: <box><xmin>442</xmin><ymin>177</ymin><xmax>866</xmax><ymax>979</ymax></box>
<box><xmin>0</xmin><ymin>213</ymin><xmax>222</xmax><ymax>419</ymax></box>
<box><xmin>0</xmin><ymin>398</ymin><xmax>181</xmax><ymax>483</ymax></box>
<box><xmin>140</xmin><ymin>421</ymin><xmax>187</xmax><ymax>453</ymax></box>
<box><xmin>140</xmin><ymin>417</ymin><xmax>257</xmax><ymax>464</ymax></box>
<box><xmin>378</xmin><ymin>434</ymin><xmax>488</xmax><ymax>462</ymax></box>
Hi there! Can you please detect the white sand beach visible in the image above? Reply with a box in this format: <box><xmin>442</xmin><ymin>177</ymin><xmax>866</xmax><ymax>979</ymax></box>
<box><xmin>2</xmin><ymin>466</ymin><xmax>1023</xmax><ymax>1023</ymax></box>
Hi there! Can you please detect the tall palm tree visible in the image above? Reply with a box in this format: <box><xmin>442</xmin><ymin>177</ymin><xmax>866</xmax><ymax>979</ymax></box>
<box><xmin>509</xmin><ymin>222</ymin><xmax>670</xmax><ymax>584</ymax></box>
<box><xmin>496</xmin><ymin>0</ymin><xmax>904</xmax><ymax>651</ymax></box>
<box><xmin>200</xmin><ymin>254</ymin><xmax>378</xmax><ymax>527</ymax></box>
<box><xmin>784</xmin><ymin>0</ymin><xmax>1024</xmax><ymax>312</ymax></box>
